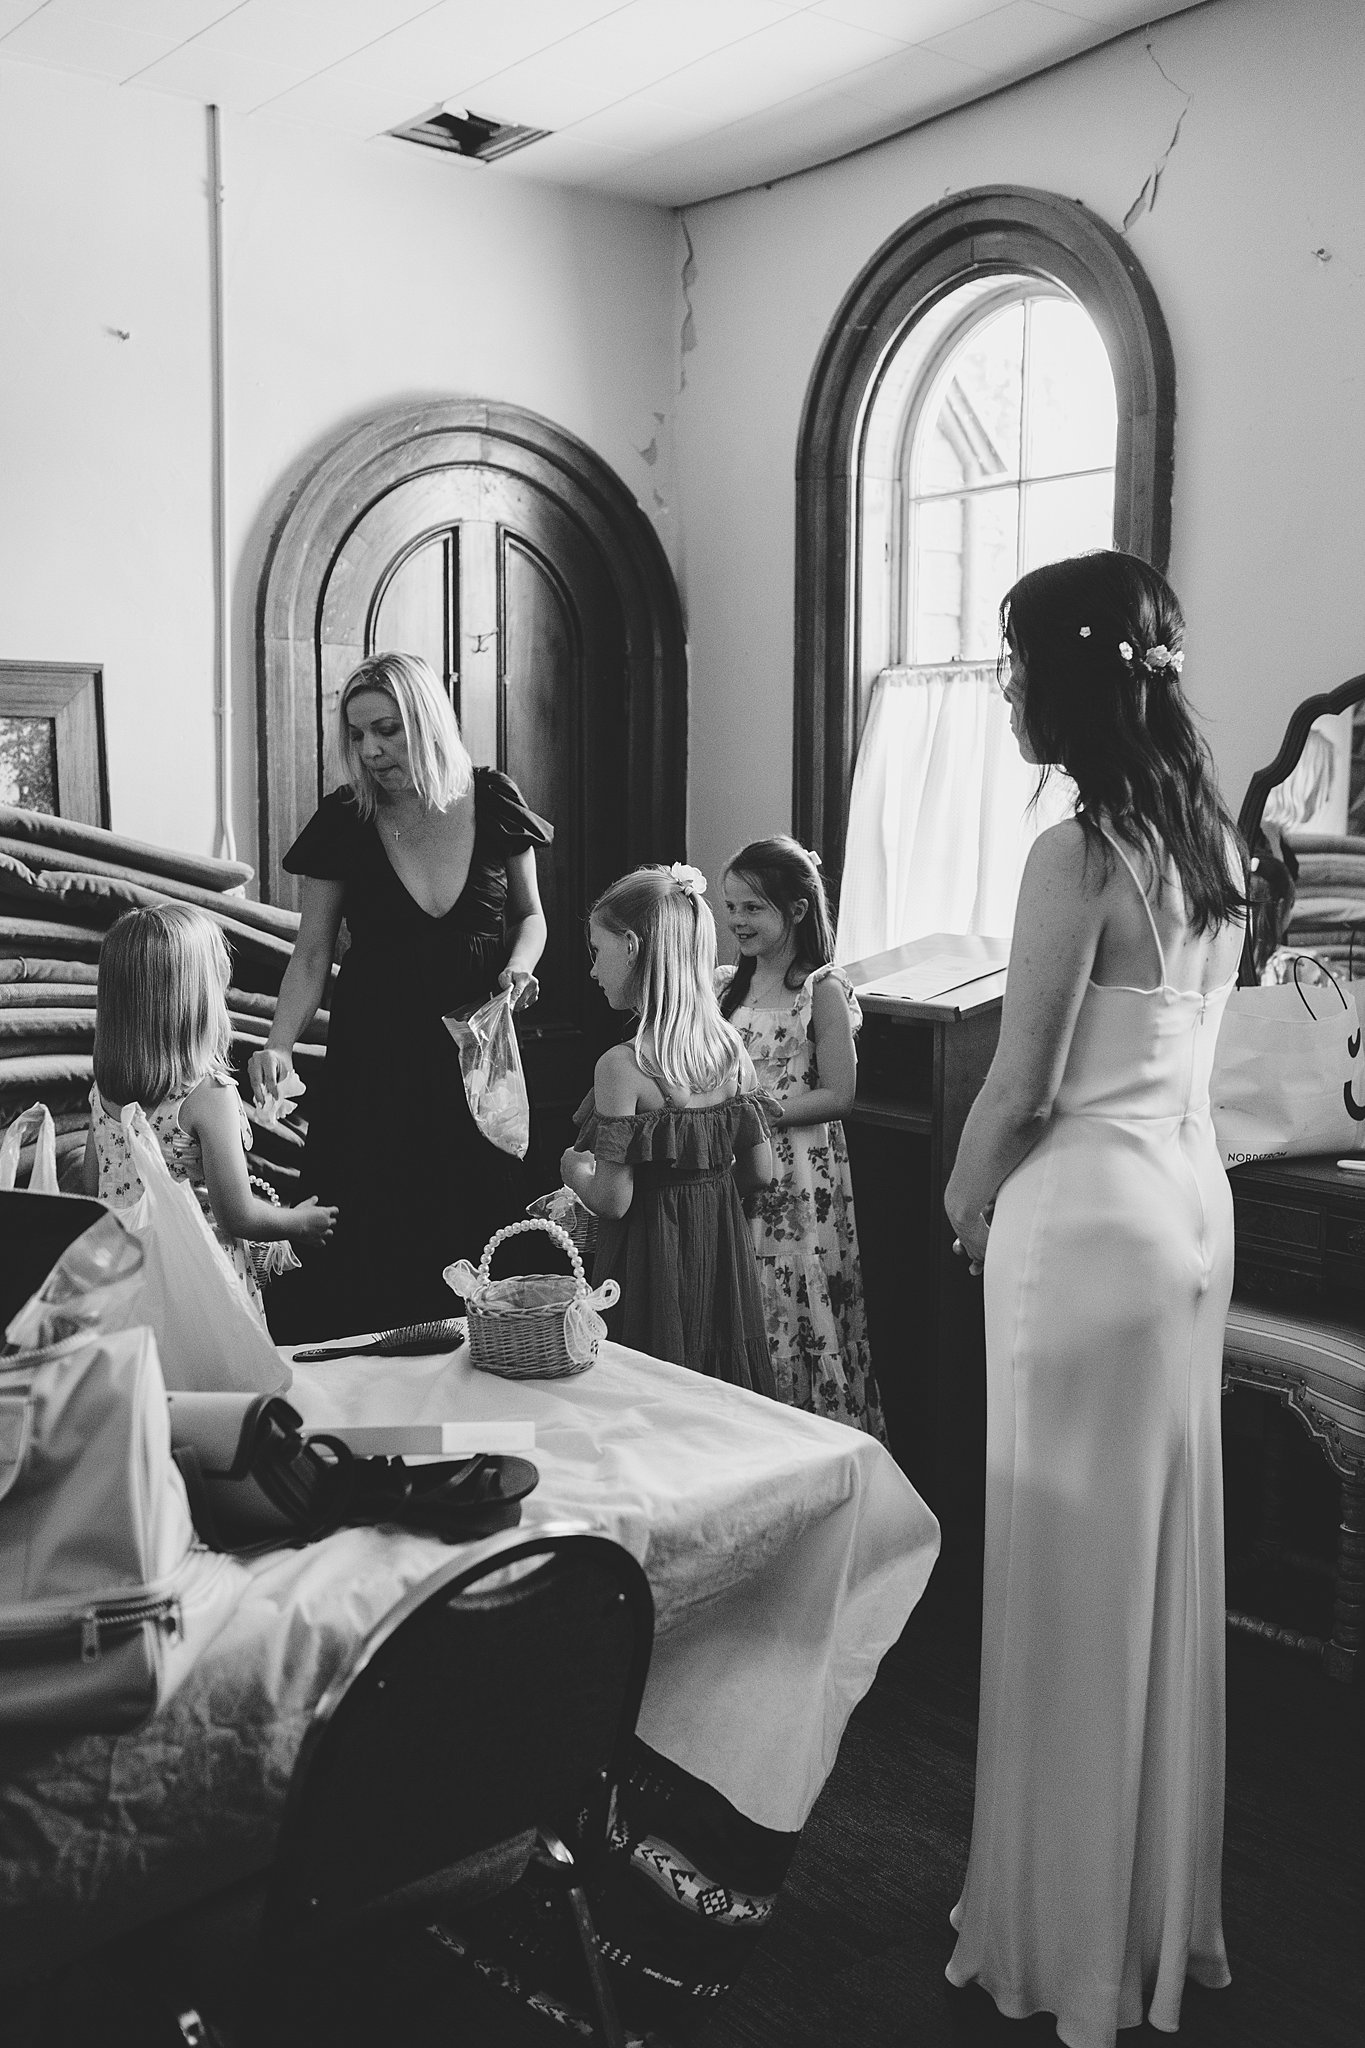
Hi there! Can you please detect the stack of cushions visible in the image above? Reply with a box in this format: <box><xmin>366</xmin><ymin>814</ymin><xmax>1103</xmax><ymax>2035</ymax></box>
<box><xmin>0</xmin><ymin>805</ymin><xmax>328</xmax><ymax>1195</ymax></box>
<box><xmin>1283</xmin><ymin>831</ymin><xmax>1365</xmax><ymax>979</ymax></box>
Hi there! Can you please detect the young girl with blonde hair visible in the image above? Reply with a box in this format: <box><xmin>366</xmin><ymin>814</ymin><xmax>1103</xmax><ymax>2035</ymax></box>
<box><xmin>560</xmin><ymin>863</ymin><xmax>775</xmax><ymax>1392</ymax></box>
<box><xmin>85</xmin><ymin>905</ymin><xmax>336</xmax><ymax>1317</ymax></box>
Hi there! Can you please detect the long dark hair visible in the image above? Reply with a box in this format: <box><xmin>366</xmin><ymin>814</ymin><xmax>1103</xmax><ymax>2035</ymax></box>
<box><xmin>719</xmin><ymin>837</ymin><xmax>834</xmax><ymax>1018</ymax></box>
<box><xmin>1003</xmin><ymin>551</ymin><xmax>1244</xmax><ymax>933</ymax></box>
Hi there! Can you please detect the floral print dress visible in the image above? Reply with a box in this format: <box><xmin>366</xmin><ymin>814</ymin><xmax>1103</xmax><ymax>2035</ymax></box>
<box><xmin>719</xmin><ymin>964</ymin><xmax>887</xmax><ymax>1440</ymax></box>
<box><xmin>89</xmin><ymin>1072</ymin><xmax>293</xmax><ymax>1321</ymax></box>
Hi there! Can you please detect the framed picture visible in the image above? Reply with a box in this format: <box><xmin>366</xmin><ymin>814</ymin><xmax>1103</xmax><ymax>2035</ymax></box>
<box><xmin>0</xmin><ymin>661</ymin><xmax>109</xmax><ymax>827</ymax></box>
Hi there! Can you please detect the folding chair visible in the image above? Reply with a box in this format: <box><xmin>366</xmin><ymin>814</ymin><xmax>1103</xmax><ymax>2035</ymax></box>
<box><xmin>149</xmin><ymin>1524</ymin><xmax>654</xmax><ymax>2048</ymax></box>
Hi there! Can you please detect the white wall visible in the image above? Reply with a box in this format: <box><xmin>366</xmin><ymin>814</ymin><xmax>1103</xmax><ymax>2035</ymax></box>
<box><xmin>0</xmin><ymin>59</ymin><xmax>679</xmax><ymax>871</ymax></box>
<box><xmin>673</xmin><ymin>0</ymin><xmax>1365</xmax><ymax>898</ymax></box>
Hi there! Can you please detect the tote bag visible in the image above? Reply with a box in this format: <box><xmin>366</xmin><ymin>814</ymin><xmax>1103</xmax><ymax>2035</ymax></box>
<box><xmin>0</xmin><ymin>1301</ymin><xmax>245</xmax><ymax>1732</ymax></box>
<box><xmin>1210</xmin><ymin>967</ymin><xmax>1365</xmax><ymax>1167</ymax></box>
<box><xmin>104</xmin><ymin>1105</ymin><xmax>291</xmax><ymax>1395</ymax></box>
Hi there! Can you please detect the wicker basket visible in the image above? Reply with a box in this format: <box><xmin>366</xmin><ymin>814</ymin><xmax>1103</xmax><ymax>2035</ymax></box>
<box><xmin>457</xmin><ymin>1217</ymin><xmax>601</xmax><ymax>1381</ymax></box>
<box><xmin>525</xmin><ymin>1185</ymin><xmax>599</xmax><ymax>1261</ymax></box>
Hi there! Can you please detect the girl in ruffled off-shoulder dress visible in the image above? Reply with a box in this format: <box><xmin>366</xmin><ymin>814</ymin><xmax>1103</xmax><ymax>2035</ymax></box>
<box><xmin>560</xmin><ymin>863</ymin><xmax>775</xmax><ymax>1394</ymax></box>
<box><xmin>719</xmin><ymin>837</ymin><xmax>887</xmax><ymax>1440</ymax></box>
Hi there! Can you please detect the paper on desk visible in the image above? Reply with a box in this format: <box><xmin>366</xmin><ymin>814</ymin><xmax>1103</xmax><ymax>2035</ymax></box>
<box><xmin>848</xmin><ymin>932</ymin><xmax>1009</xmax><ymax>1005</ymax></box>
<box><xmin>317</xmin><ymin>1420</ymin><xmax>535</xmax><ymax>1456</ymax></box>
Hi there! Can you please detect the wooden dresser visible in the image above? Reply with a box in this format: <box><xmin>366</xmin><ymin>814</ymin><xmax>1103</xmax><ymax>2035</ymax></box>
<box><xmin>844</xmin><ymin>937</ymin><xmax>1006</xmax><ymax>1565</ymax></box>
<box><xmin>1229</xmin><ymin>1156</ymin><xmax>1365</xmax><ymax>1306</ymax></box>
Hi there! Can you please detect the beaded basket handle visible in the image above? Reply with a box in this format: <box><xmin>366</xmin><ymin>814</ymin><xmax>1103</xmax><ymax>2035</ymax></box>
<box><xmin>475</xmin><ymin>1215</ymin><xmax>587</xmax><ymax>1299</ymax></box>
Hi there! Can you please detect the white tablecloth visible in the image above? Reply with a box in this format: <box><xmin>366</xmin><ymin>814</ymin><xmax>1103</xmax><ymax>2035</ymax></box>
<box><xmin>0</xmin><ymin>1336</ymin><xmax>938</xmax><ymax>1981</ymax></box>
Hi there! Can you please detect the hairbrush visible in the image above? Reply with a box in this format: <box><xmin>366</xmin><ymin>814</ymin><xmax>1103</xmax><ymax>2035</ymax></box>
<box><xmin>293</xmin><ymin>1317</ymin><xmax>467</xmax><ymax>1363</ymax></box>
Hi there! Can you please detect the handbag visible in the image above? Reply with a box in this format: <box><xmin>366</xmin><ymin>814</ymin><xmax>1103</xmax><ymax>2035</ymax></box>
<box><xmin>0</xmin><ymin>1234</ymin><xmax>245</xmax><ymax>1733</ymax></box>
<box><xmin>0</xmin><ymin>1101</ymin><xmax>59</xmax><ymax>1194</ymax></box>
<box><xmin>1211</xmin><ymin>961</ymin><xmax>1365</xmax><ymax>1167</ymax></box>
<box><xmin>167</xmin><ymin>1390</ymin><xmax>538</xmax><ymax>1550</ymax></box>
<box><xmin>90</xmin><ymin>1103</ymin><xmax>290</xmax><ymax>1395</ymax></box>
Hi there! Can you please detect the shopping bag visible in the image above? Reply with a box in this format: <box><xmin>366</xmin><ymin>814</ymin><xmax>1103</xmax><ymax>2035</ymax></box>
<box><xmin>0</xmin><ymin>1219</ymin><xmax>245</xmax><ymax>1732</ymax></box>
<box><xmin>16</xmin><ymin>1106</ymin><xmax>292</xmax><ymax>1395</ymax></box>
<box><xmin>443</xmin><ymin>988</ymin><xmax>531</xmax><ymax>1158</ymax></box>
<box><xmin>0</xmin><ymin>1101</ymin><xmax>59</xmax><ymax>1194</ymax></box>
<box><xmin>1210</xmin><ymin>965</ymin><xmax>1365</xmax><ymax>1167</ymax></box>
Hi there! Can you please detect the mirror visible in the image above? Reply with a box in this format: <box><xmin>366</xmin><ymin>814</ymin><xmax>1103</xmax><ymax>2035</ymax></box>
<box><xmin>1239</xmin><ymin>671</ymin><xmax>1365</xmax><ymax>982</ymax></box>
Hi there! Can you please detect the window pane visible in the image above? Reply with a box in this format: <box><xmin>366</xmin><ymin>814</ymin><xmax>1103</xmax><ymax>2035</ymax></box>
<box><xmin>1021</xmin><ymin>470</ymin><xmax>1116</xmax><ymax>574</ymax></box>
<box><xmin>0</xmin><ymin>716</ymin><xmax>57</xmax><ymax>812</ymax></box>
<box><xmin>1025</xmin><ymin>297</ymin><xmax>1118</xmax><ymax>479</ymax></box>
<box><xmin>914</xmin><ymin>300</ymin><xmax>1024</xmax><ymax>496</ymax></box>
<box><xmin>910</xmin><ymin>487</ymin><xmax>1019</xmax><ymax>664</ymax></box>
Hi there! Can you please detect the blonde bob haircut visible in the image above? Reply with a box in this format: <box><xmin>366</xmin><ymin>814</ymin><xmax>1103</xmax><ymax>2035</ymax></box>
<box><xmin>337</xmin><ymin>651</ymin><xmax>473</xmax><ymax>818</ymax></box>
<box><xmin>94</xmin><ymin>905</ymin><xmax>234</xmax><ymax>1110</ymax></box>
<box><xmin>590</xmin><ymin>866</ymin><xmax>745</xmax><ymax>1100</ymax></box>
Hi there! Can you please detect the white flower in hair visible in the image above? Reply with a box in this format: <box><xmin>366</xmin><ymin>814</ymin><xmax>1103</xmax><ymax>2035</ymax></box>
<box><xmin>1143</xmin><ymin>643</ymin><xmax>1183</xmax><ymax>673</ymax></box>
<box><xmin>1118</xmin><ymin>641</ymin><xmax>1134</xmax><ymax>662</ymax></box>
<box><xmin>668</xmin><ymin>861</ymin><xmax>707</xmax><ymax>898</ymax></box>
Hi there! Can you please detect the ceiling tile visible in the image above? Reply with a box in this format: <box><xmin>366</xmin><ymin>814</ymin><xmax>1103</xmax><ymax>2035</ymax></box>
<box><xmin>811</xmin><ymin>1</ymin><xmax>994</xmax><ymax>43</ymax></box>
<box><xmin>133</xmin><ymin>40</ymin><xmax>304</xmax><ymax>111</ymax></box>
<box><xmin>565</xmin><ymin>96</ymin><xmax>722</xmax><ymax>155</ymax></box>
<box><xmin>925</xmin><ymin>1</ymin><xmax>1096</xmax><ymax>73</ymax></box>
<box><xmin>839</xmin><ymin>40</ymin><xmax>990</xmax><ymax>113</ymax></box>
<box><xmin>487</xmin><ymin>129</ymin><xmax>643</xmax><ymax>187</ymax></box>
<box><xmin>435</xmin><ymin>49</ymin><xmax>624</xmax><ymax>130</ymax></box>
<box><xmin>0</xmin><ymin>1</ymin><xmax>49</xmax><ymax>33</ymax></box>
<box><xmin>43</xmin><ymin>0</ymin><xmax>239</xmax><ymax>36</ymax></box>
<box><xmin>261</xmin><ymin>67</ymin><xmax>430</xmax><ymax>138</ymax></box>
<box><xmin>472</xmin><ymin>0</ymin><xmax>799</xmax><ymax>106</ymax></box>
<box><xmin>1045</xmin><ymin>0</ymin><xmax>1187</xmax><ymax>24</ymax></box>
<box><xmin>0</xmin><ymin>8</ymin><xmax>168</xmax><ymax>80</ymax></box>
<box><xmin>185</xmin><ymin>0</ymin><xmax>440</xmax><ymax>75</ymax></box>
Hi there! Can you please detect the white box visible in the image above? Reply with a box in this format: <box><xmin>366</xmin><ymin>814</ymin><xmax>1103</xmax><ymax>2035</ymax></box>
<box><xmin>317</xmin><ymin>1421</ymin><xmax>535</xmax><ymax>1457</ymax></box>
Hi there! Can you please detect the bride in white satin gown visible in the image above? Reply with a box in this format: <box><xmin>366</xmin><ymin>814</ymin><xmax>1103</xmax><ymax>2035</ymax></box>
<box><xmin>943</xmin><ymin>552</ymin><xmax>1246</xmax><ymax>2048</ymax></box>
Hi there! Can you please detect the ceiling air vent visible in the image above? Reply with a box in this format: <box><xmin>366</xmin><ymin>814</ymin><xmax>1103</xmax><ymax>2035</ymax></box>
<box><xmin>388</xmin><ymin>105</ymin><xmax>550</xmax><ymax>163</ymax></box>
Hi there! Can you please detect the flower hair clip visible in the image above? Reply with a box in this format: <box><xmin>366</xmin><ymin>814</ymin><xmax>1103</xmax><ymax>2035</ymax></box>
<box><xmin>1119</xmin><ymin>639</ymin><xmax>1184</xmax><ymax>675</ymax></box>
<box><xmin>668</xmin><ymin>861</ymin><xmax>707</xmax><ymax>899</ymax></box>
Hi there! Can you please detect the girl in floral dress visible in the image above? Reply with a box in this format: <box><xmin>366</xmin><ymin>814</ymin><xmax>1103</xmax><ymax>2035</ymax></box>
<box><xmin>84</xmin><ymin>905</ymin><xmax>337</xmax><ymax>1319</ymax></box>
<box><xmin>719</xmin><ymin>837</ymin><xmax>887</xmax><ymax>1440</ymax></box>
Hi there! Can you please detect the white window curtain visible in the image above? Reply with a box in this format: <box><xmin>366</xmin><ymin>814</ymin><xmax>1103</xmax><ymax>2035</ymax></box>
<box><xmin>835</xmin><ymin>664</ymin><xmax>1061</xmax><ymax>963</ymax></box>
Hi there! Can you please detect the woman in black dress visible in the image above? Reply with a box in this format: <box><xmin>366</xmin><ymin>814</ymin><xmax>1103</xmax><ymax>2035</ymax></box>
<box><xmin>249</xmin><ymin>652</ymin><xmax>550</xmax><ymax>1339</ymax></box>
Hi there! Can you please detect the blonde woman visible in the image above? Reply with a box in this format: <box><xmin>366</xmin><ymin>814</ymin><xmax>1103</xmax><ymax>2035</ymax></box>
<box><xmin>84</xmin><ymin>905</ymin><xmax>336</xmax><ymax>1318</ymax></box>
<box><xmin>249</xmin><ymin>652</ymin><xmax>550</xmax><ymax>1339</ymax></box>
<box><xmin>560</xmin><ymin>864</ymin><xmax>775</xmax><ymax>1392</ymax></box>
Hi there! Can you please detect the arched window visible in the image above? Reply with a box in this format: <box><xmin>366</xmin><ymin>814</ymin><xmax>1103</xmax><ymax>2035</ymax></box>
<box><xmin>794</xmin><ymin>187</ymin><xmax>1174</xmax><ymax>957</ymax></box>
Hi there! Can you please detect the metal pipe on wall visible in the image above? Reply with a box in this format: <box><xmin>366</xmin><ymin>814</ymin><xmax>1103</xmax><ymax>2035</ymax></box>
<box><xmin>208</xmin><ymin>103</ymin><xmax>235</xmax><ymax>863</ymax></box>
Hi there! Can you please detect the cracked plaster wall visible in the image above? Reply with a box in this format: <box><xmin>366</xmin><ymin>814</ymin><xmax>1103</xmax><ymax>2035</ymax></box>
<box><xmin>673</xmin><ymin>0</ymin><xmax>1365</xmax><ymax>900</ymax></box>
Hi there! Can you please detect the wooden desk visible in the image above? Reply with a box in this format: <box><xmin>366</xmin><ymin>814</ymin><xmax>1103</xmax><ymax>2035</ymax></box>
<box><xmin>844</xmin><ymin>937</ymin><xmax>1007</xmax><ymax>1564</ymax></box>
<box><xmin>1229</xmin><ymin>1155</ymin><xmax>1365</xmax><ymax>1307</ymax></box>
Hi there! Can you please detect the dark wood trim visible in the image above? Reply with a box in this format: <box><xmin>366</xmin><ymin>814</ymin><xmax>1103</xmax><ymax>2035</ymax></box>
<box><xmin>1236</xmin><ymin>672</ymin><xmax>1365</xmax><ymax>847</ymax></box>
<box><xmin>0</xmin><ymin>660</ymin><xmax>110</xmax><ymax>828</ymax></box>
<box><xmin>256</xmin><ymin>399</ymin><xmax>687</xmax><ymax>906</ymax></box>
<box><xmin>794</xmin><ymin>186</ymin><xmax>1176</xmax><ymax>885</ymax></box>
<box><xmin>1235</xmin><ymin>670</ymin><xmax>1365</xmax><ymax>985</ymax></box>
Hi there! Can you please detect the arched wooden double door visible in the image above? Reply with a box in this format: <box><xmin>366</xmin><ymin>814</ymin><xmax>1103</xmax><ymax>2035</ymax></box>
<box><xmin>257</xmin><ymin>400</ymin><xmax>687</xmax><ymax>1155</ymax></box>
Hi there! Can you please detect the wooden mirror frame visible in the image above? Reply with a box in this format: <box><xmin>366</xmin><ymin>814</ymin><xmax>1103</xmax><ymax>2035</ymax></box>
<box><xmin>793</xmin><ymin>185</ymin><xmax>1176</xmax><ymax>883</ymax></box>
<box><xmin>256</xmin><ymin>398</ymin><xmax>687</xmax><ymax>906</ymax></box>
<box><xmin>1237</xmin><ymin>670</ymin><xmax>1365</xmax><ymax>984</ymax></box>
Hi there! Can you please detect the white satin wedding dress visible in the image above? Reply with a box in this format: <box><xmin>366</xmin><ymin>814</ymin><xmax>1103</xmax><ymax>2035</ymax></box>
<box><xmin>946</xmin><ymin>831</ymin><xmax>1237</xmax><ymax>2048</ymax></box>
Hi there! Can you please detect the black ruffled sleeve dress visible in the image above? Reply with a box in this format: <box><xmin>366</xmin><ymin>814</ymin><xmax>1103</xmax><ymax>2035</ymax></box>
<box><xmin>267</xmin><ymin>767</ymin><xmax>552</xmax><ymax>1340</ymax></box>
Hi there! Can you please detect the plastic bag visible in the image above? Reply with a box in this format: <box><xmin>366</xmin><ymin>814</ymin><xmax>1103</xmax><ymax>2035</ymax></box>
<box><xmin>443</xmin><ymin>988</ymin><xmax>531</xmax><ymax>1158</ymax></box>
<box><xmin>0</xmin><ymin>1102</ymin><xmax>59</xmax><ymax>1194</ymax></box>
<box><xmin>7</xmin><ymin>1107</ymin><xmax>292</xmax><ymax>1395</ymax></box>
